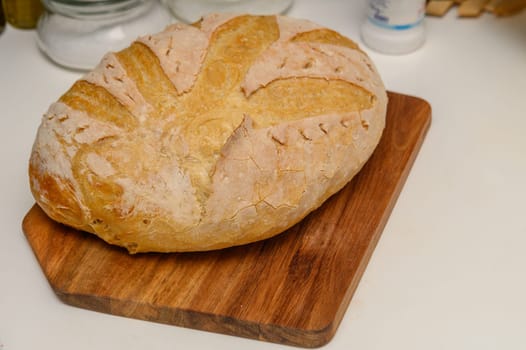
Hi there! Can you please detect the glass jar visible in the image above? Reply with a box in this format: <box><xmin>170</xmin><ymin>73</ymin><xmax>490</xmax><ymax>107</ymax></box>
<box><xmin>166</xmin><ymin>0</ymin><xmax>294</xmax><ymax>23</ymax></box>
<box><xmin>36</xmin><ymin>0</ymin><xmax>173</xmax><ymax>70</ymax></box>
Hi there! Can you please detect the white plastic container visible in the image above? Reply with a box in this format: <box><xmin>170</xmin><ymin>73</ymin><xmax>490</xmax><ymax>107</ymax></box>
<box><xmin>361</xmin><ymin>0</ymin><xmax>426</xmax><ymax>55</ymax></box>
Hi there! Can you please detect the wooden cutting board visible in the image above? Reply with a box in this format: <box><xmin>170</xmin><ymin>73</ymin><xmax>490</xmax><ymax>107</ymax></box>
<box><xmin>23</xmin><ymin>92</ymin><xmax>431</xmax><ymax>348</ymax></box>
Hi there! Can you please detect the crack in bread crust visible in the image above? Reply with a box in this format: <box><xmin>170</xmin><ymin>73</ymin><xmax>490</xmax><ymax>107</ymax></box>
<box><xmin>29</xmin><ymin>14</ymin><xmax>388</xmax><ymax>253</ymax></box>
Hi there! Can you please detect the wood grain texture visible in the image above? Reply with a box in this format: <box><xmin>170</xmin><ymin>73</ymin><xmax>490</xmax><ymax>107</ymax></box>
<box><xmin>23</xmin><ymin>92</ymin><xmax>431</xmax><ymax>348</ymax></box>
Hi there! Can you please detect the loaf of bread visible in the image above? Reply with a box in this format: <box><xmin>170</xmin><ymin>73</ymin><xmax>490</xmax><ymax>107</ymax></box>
<box><xmin>29</xmin><ymin>14</ymin><xmax>387</xmax><ymax>253</ymax></box>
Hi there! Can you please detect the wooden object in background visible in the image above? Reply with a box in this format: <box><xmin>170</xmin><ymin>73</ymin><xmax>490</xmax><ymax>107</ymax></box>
<box><xmin>425</xmin><ymin>0</ymin><xmax>525</xmax><ymax>16</ymax></box>
<box><xmin>426</xmin><ymin>1</ymin><xmax>455</xmax><ymax>16</ymax></box>
<box><xmin>23</xmin><ymin>92</ymin><xmax>431</xmax><ymax>348</ymax></box>
<box><xmin>489</xmin><ymin>0</ymin><xmax>526</xmax><ymax>16</ymax></box>
<box><xmin>458</xmin><ymin>0</ymin><xmax>490</xmax><ymax>16</ymax></box>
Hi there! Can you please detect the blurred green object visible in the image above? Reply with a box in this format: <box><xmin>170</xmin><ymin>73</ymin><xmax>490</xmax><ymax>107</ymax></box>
<box><xmin>2</xmin><ymin>0</ymin><xmax>44</xmax><ymax>29</ymax></box>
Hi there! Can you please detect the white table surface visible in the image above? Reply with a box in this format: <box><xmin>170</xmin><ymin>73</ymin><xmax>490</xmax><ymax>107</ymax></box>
<box><xmin>1</xmin><ymin>1</ymin><xmax>525</xmax><ymax>349</ymax></box>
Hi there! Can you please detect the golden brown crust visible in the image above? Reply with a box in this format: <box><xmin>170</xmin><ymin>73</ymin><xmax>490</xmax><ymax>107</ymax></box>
<box><xmin>29</xmin><ymin>14</ymin><xmax>387</xmax><ymax>253</ymax></box>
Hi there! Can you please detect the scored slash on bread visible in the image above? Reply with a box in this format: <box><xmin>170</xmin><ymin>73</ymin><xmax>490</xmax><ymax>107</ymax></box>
<box><xmin>29</xmin><ymin>14</ymin><xmax>387</xmax><ymax>253</ymax></box>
